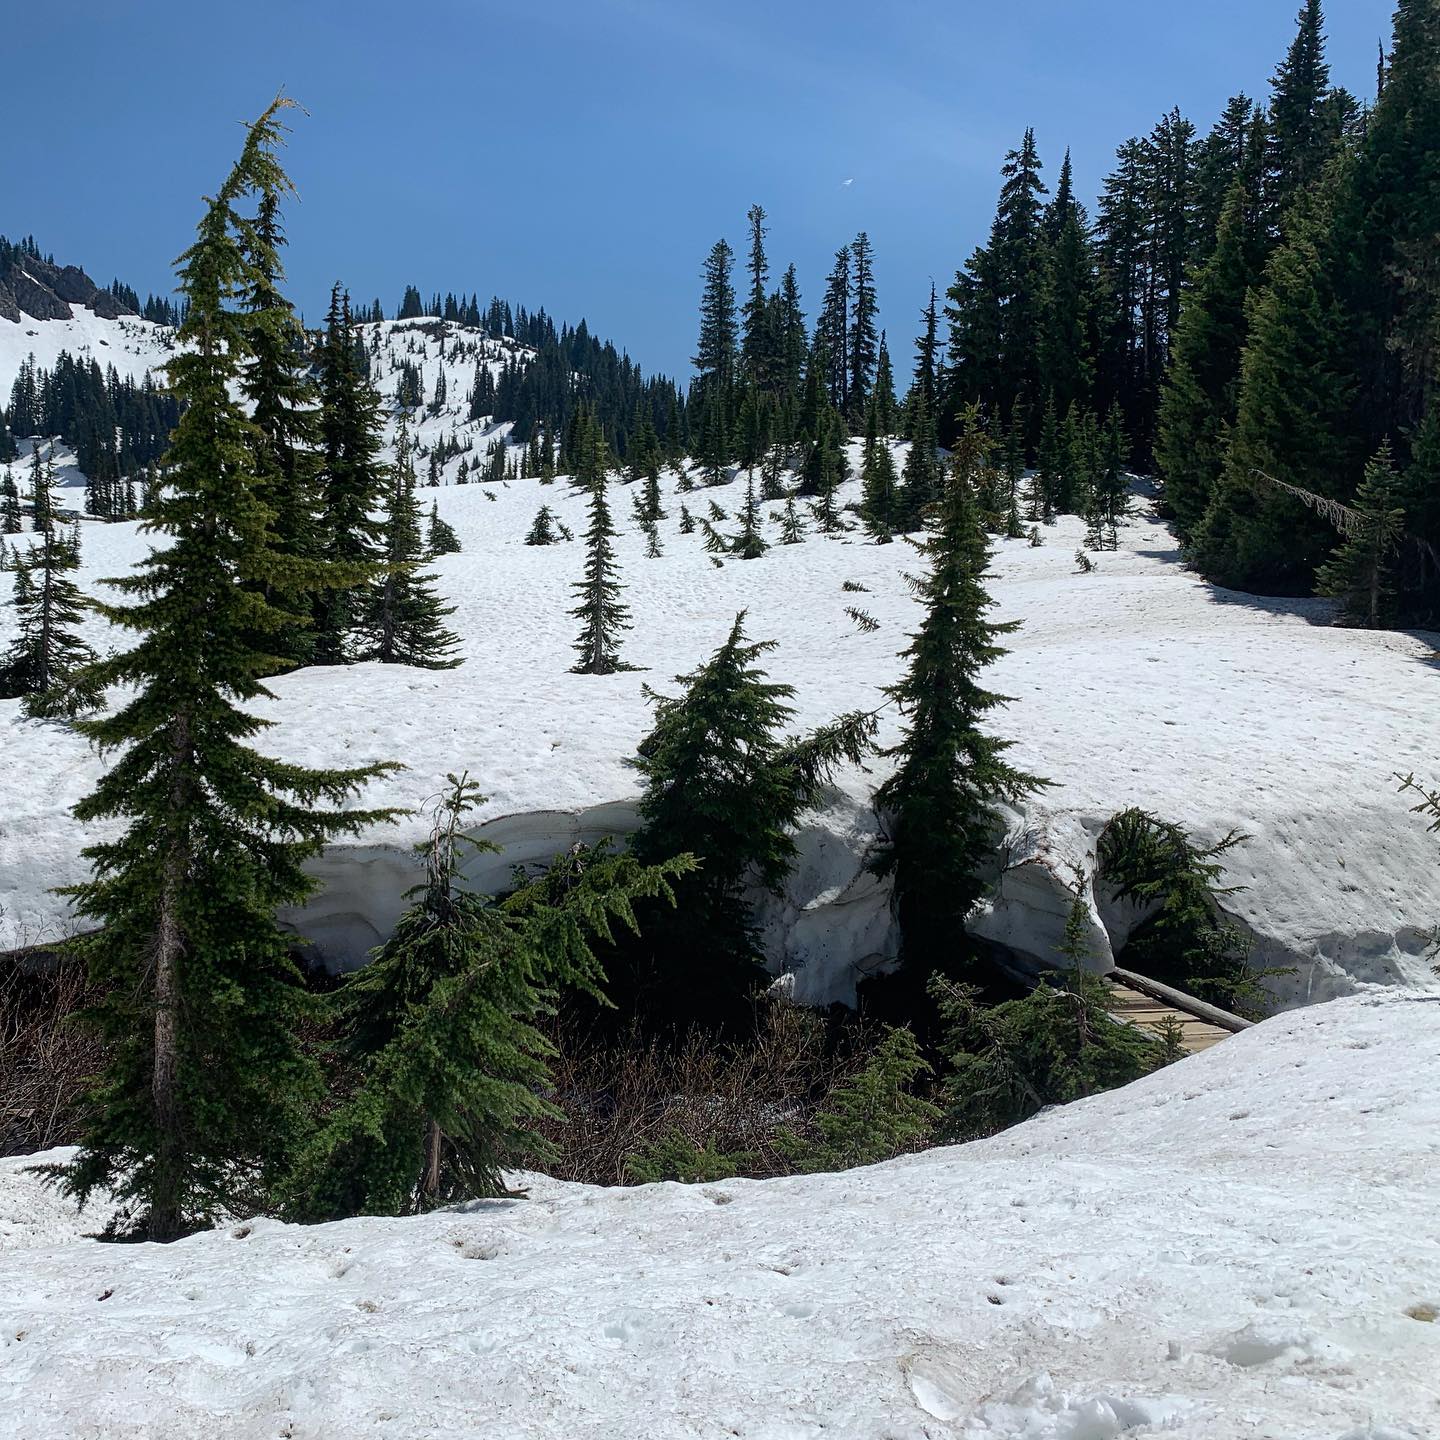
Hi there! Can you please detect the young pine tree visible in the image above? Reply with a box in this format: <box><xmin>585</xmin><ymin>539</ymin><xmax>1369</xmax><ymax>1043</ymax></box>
<box><xmin>733</xmin><ymin>470</ymin><xmax>768</xmax><ymax>559</ymax></box>
<box><xmin>570</xmin><ymin>470</ymin><xmax>633</xmax><ymax>674</ymax></box>
<box><xmin>614</xmin><ymin>613</ymin><xmax>875</xmax><ymax>1030</ymax></box>
<box><xmin>1315</xmin><ymin>442</ymin><xmax>1407</xmax><ymax>628</ymax></box>
<box><xmin>875</xmin><ymin>409</ymin><xmax>1047</xmax><ymax>977</ymax></box>
<box><xmin>294</xmin><ymin>774</ymin><xmax>693</xmax><ymax>1217</ymax></box>
<box><xmin>0</xmin><ymin>457</ymin><xmax>101</xmax><ymax>718</ymax></box>
<box><xmin>313</xmin><ymin>285</ymin><xmax>388</xmax><ymax>664</ymax></box>
<box><xmin>525</xmin><ymin>504</ymin><xmax>560</xmax><ymax>546</ymax></box>
<box><xmin>50</xmin><ymin>98</ymin><xmax>400</xmax><ymax>1243</ymax></box>
<box><xmin>356</xmin><ymin>411</ymin><xmax>462</xmax><ymax>668</ymax></box>
<box><xmin>427</xmin><ymin>499</ymin><xmax>461</xmax><ymax>557</ymax></box>
<box><xmin>1</xmin><ymin>466</ymin><xmax>21</xmax><ymax>533</ymax></box>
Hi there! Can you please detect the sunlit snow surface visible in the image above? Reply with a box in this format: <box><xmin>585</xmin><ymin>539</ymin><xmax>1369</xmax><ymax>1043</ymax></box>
<box><xmin>2</xmin><ymin>993</ymin><xmax>1439</xmax><ymax>1437</ymax></box>
<box><xmin>1</xmin><ymin>315</ymin><xmax>1438</xmax><ymax>1004</ymax></box>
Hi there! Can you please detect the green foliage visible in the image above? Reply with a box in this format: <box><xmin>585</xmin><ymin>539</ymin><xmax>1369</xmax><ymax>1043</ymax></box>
<box><xmin>1097</xmin><ymin>808</ymin><xmax>1281</xmax><ymax>1018</ymax></box>
<box><xmin>1315</xmin><ymin>443</ymin><xmax>1407</xmax><ymax>627</ymax></box>
<box><xmin>616</xmin><ymin>613</ymin><xmax>876</xmax><ymax>1029</ymax></box>
<box><xmin>355</xmin><ymin>412</ymin><xmax>462</xmax><ymax>668</ymax></box>
<box><xmin>930</xmin><ymin>970</ymin><xmax>1164</xmax><ymax>1140</ymax></box>
<box><xmin>624</xmin><ymin>1130</ymin><xmax>753</xmax><ymax>1185</ymax></box>
<box><xmin>570</xmin><ymin>471</ymin><xmax>634</xmax><ymax>674</ymax></box>
<box><xmin>50</xmin><ymin>97</ymin><xmax>401</xmax><ymax>1242</ymax></box>
<box><xmin>293</xmin><ymin>775</ymin><xmax>695</xmax><ymax>1218</ymax></box>
<box><xmin>875</xmin><ymin>409</ymin><xmax>1048</xmax><ymax>976</ymax></box>
<box><xmin>426</xmin><ymin>501</ymin><xmax>461</xmax><ymax>557</ymax></box>
<box><xmin>779</xmin><ymin>1028</ymin><xmax>938</xmax><ymax>1173</ymax></box>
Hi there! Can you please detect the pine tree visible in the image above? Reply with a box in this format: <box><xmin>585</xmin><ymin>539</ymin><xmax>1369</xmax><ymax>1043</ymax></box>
<box><xmin>570</xmin><ymin>469</ymin><xmax>633</xmax><ymax>674</ymax></box>
<box><xmin>1192</xmin><ymin>177</ymin><xmax>1354</xmax><ymax>592</ymax></box>
<box><xmin>860</xmin><ymin>402</ymin><xmax>900</xmax><ymax>542</ymax></box>
<box><xmin>0</xmin><ymin>514</ymin><xmax>102</xmax><ymax>719</ymax></box>
<box><xmin>29</xmin><ymin>444</ymin><xmax>54</xmax><ymax>533</ymax></box>
<box><xmin>0</xmin><ymin>465</ymin><xmax>20</xmax><ymax>533</ymax></box>
<box><xmin>1315</xmin><ymin>443</ymin><xmax>1407</xmax><ymax>627</ymax></box>
<box><xmin>847</xmin><ymin>232</ymin><xmax>880</xmax><ymax>426</ymax></box>
<box><xmin>356</xmin><ymin>412</ymin><xmax>462</xmax><ymax>668</ymax></box>
<box><xmin>898</xmin><ymin>387</ymin><xmax>941</xmax><ymax>530</ymax></box>
<box><xmin>817</xmin><ymin>246</ymin><xmax>852</xmax><ymax>414</ymax></box>
<box><xmin>614</xmin><ymin>614</ymin><xmax>875</xmax><ymax>1029</ymax></box>
<box><xmin>873</xmin><ymin>332</ymin><xmax>899</xmax><ymax>435</ymax></box>
<box><xmin>427</xmin><ymin>499</ymin><xmax>461</xmax><ymax>556</ymax></box>
<box><xmin>525</xmin><ymin>504</ymin><xmax>560</xmax><ymax>546</ymax></box>
<box><xmin>1155</xmin><ymin>177</ymin><xmax>1258</xmax><ymax>540</ymax></box>
<box><xmin>693</xmin><ymin>238</ymin><xmax>738</xmax><ymax>472</ymax></box>
<box><xmin>733</xmin><ymin>471</ymin><xmax>768</xmax><ymax>559</ymax></box>
<box><xmin>293</xmin><ymin>774</ymin><xmax>692</xmax><ymax>1217</ymax></box>
<box><xmin>313</xmin><ymin>286</ymin><xmax>388</xmax><ymax>664</ymax></box>
<box><xmin>779</xmin><ymin>494</ymin><xmax>805</xmax><ymax>544</ymax></box>
<box><xmin>874</xmin><ymin>409</ymin><xmax>1048</xmax><ymax>976</ymax></box>
<box><xmin>49</xmin><ymin>98</ymin><xmax>400</xmax><ymax>1243</ymax></box>
<box><xmin>1268</xmin><ymin>0</ymin><xmax>1334</xmax><ymax>219</ymax></box>
<box><xmin>741</xmin><ymin>203</ymin><xmax>773</xmax><ymax>389</ymax></box>
<box><xmin>240</xmin><ymin>184</ymin><xmax>323</xmax><ymax>666</ymax></box>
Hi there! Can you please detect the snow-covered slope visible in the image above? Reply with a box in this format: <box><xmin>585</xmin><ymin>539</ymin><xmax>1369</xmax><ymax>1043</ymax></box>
<box><xmin>0</xmin><ymin>308</ymin><xmax>174</xmax><ymax>398</ymax></box>
<box><xmin>2</xmin><ymin>439</ymin><xmax>1438</xmax><ymax>1005</ymax></box>
<box><xmin>3</xmin><ymin>991</ymin><xmax>1438</xmax><ymax>1438</ymax></box>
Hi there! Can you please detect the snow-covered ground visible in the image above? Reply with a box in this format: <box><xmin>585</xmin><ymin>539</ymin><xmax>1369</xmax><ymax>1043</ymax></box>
<box><xmin>2</xmin><ymin>991</ymin><xmax>1438</xmax><ymax>1438</ymax></box>
<box><xmin>2</xmin><ymin>312</ymin><xmax>1438</xmax><ymax>1005</ymax></box>
<box><xmin>0</xmin><ymin>308</ymin><xmax>173</xmax><ymax>395</ymax></box>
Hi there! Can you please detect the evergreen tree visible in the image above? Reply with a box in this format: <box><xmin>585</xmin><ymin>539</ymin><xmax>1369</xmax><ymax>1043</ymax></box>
<box><xmin>874</xmin><ymin>409</ymin><xmax>1048</xmax><ymax>976</ymax></box>
<box><xmin>873</xmin><ymin>332</ymin><xmax>899</xmax><ymax>435</ymax></box>
<box><xmin>48</xmin><ymin>99</ymin><xmax>399</xmax><ymax>1243</ymax></box>
<box><xmin>733</xmin><ymin>471</ymin><xmax>768</xmax><ymax>559</ymax></box>
<box><xmin>0</xmin><ymin>516</ymin><xmax>101</xmax><ymax>719</ymax></box>
<box><xmin>1155</xmin><ymin>176</ymin><xmax>1258</xmax><ymax>539</ymax></box>
<box><xmin>426</xmin><ymin>499</ymin><xmax>461</xmax><ymax>556</ymax></box>
<box><xmin>30</xmin><ymin>444</ymin><xmax>54</xmax><ymax>533</ymax></box>
<box><xmin>313</xmin><ymin>286</ymin><xmax>388</xmax><ymax>664</ymax></box>
<box><xmin>1038</xmin><ymin>151</ymin><xmax>1097</xmax><ymax>420</ymax></box>
<box><xmin>692</xmin><ymin>238</ymin><xmax>738</xmax><ymax>470</ymax></box>
<box><xmin>525</xmin><ymin>504</ymin><xmax>561</xmax><ymax>546</ymax></box>
<box><xmin>570</xmin><ymin>469</ymin><xmax>633</xmax><ymax>674</ymax></box>
<box><xmin>741</xmin><ymin>203</ymin><xmax>773</xmax><ymax>389</ymax></box>
<box><xmin>293</xmin><ymin>774</ymin><xmax>692</xmax><ymax>1217</ymax></box>
<box><xmin>239</xmin><ymin>185</ymin><xmax>323</xmax><ymax>666</ymax></box>
<box><xmin>898</xmin><ymin>387</ymin><xmax>941</xmax><ymax>531</ymax></box>
<box><xmin>1315</xmin><ymin>442</ymin><xmax>1407</xmax><ymax>627</ymax></box>
<box><xmin>847</xmin><ymin>231</ymin><xmax>879</xmax><ymax>426</ymax></box>
<box><xmin>356</xmin><ymin>412</ymin><xmax>462</xmax><ymax>668</ymax></box>
<box><xmin>1192</xmin><ymin>177</ymin><xmax>1354</xmax><ymax>592</ymax></box>
<box><xmin>779</xmin><ymin>494</ymin><xmax>805</xmax><ymax>544</ymax></box>
<box><xmin>614</xmin><ymin>614</ymin><xmax>875</xmax><ymax>1030</ymax></box>
<box><xmin>1268</xmin><ymin>0</ymin><xmax>1334</xmax><ymax>219</ymax></box>
<box><xmin>860</xmin><ymin>401</ymin><xmax>900</xmax><ymax>542</ymax></box>
<box><xmin>1</xmin><ymin>465</ymin><xmax>20</xmax><ymax>533</ymax></box>
<box><xmin>817</xmin><ymin>246</ymin><xmax>852</xmax><ymax>413</ymax></box>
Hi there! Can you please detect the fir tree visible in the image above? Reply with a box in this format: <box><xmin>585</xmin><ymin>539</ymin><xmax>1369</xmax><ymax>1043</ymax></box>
<box><xmin>48</xmin><ymin>98</ymin><xmax>400</xmax><ymax>1242</ymax></box>
<box><xmin>1155</xmin><ymin>177</ymin><xmax>1258</xmax><ymax>540</ymax></box>
<box><xmin>733</xmin><ymin>471</ymin><xmax>768</xmax><ymax>559</ymax></box>
<box><xmin>29</xmin><ymin>444</ymin><xmax>54</xmax><ymax>533</ymax></box>
<box><xmin>614</xmin><ymin>614</ymin><xmax>875</xmax><ymax>1029</ymax></box>
<box><xmin>293</xmin><ymin>774</ymin><xmax>693</xmax><ymax>1217</ymax></box>
<box><xmin>1</xmin><ymin>465</ymin><xmax>20</xmax><ymax>533</ymax></box>
<box><xmin>524</xmin><ymin>504</ymin><xmax>560</xmax><ymax>546</ymax></box>
<box><xmin>1315</xmin><ymin>443</ymin><xmax>1407</xmax><ymax>627</ymax></box>
<box><xmin>0</xmin><ymin>519</ymin><xmax>102</xmax><ymax>719</ymax></box>
<box><xmin>898</xmin><ymin>387</ymin><xmax>941</xmax><ymax>531</ymax></box>
<box><xmin>356</xmin><ymin>412</ymin><xmax>462</xmax><ymax>668</ymax></box>
<box><xmin>779</xmin><ymin>494</ymin><xmax>806</xmax><ymax>544</ymax></box>
<box><xmin>860</xmin><ymin>402</ymin><xmax>900</xmax><ymax>542</ymax></box>
<box><xmin>313</xmin><ymin>285</ymin><xmax>388</xmax><ymax>664</ymax></box>
<box><xmin>570</xmin><ymin>470</ymin><xmax>633</xmax><ymax>674</ymax></box>
<box><xmin>426</xmin><ymin>499</ymin><xmax>461</xmax><ymax>556</ymax></box>
<box><xmin>847</xmin><ymin>232</ymin><xmax>880</xmax><ymax>426</ymax></box>
<box><xmin>874</xmin><ymin>409</ymin><xmax>1048</xmax><ymax>976</ymax></box>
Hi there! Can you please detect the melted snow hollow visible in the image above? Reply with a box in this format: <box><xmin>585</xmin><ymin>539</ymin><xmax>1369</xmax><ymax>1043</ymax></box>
<box><xmin>2</xmin><ymin>992</ymin><xmax>1438</xmax><ymax>1437</ymax></box>
<box><xmin>1</xmin><ymin>316</ymin><xmax>1438</xmax><ymax>1005</ymax></box>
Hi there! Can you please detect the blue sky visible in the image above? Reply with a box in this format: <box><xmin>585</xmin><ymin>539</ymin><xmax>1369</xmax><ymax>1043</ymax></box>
<box><xmin>5</xmin><ymin>0</ymin><xmax>1394</xmax><ymax>379</ymax></box>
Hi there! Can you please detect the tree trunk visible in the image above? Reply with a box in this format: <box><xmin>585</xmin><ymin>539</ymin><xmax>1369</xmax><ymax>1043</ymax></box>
<box><xmin>420</xmin><ymin>1119</ymin><xmax>443</xmax><ymax>1210</ymax></box>
<box><xmin>148</xmin><ymin>714</ymin><xmax>193</xmax><ymax>1243</ymax></box>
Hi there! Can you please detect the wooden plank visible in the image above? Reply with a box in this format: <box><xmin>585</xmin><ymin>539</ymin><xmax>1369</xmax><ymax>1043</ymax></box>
<box><xmin>1108</xmin><ymin>966</ymin><xmax>1253</xmax><ymax>1033</ymax></box>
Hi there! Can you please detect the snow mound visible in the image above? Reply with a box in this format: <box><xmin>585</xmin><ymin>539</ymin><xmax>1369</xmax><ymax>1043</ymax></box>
<box><xmin>3</xmin><ymin>992</ymin><xmax>1439</xmax><ymax>1437</ymax></box>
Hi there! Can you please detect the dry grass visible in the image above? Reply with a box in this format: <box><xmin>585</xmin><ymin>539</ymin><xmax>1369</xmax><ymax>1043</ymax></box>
<box><xmin>0</xmin><ymin>956</ymin><xmax>103</xmax><ymax>1156</ymax></box>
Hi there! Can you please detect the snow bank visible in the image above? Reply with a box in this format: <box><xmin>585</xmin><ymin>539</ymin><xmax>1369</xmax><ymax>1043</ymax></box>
<box><xmin>3</xmin><ymin>991</ymin><xmax>1438</xmax><ymax>1437</ymax></box>
<box><xmin>2</xmin><ymin>317</ymin><xmax>1437</xmax><ymax>1006</ymax></box>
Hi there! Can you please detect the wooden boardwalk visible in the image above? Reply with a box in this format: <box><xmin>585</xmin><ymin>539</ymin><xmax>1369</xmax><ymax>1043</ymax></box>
<box><xmin>1105</xmin><ymin>966</ymin><xmax>1253</xmax><ymax>1055</ymax></box>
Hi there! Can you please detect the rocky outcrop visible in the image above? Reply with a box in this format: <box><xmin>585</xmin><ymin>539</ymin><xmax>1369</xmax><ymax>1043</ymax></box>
<box><xmin>0</xmin><ymin>254</ymin><xmax>136</xmax><ymax>325</ymax></box>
